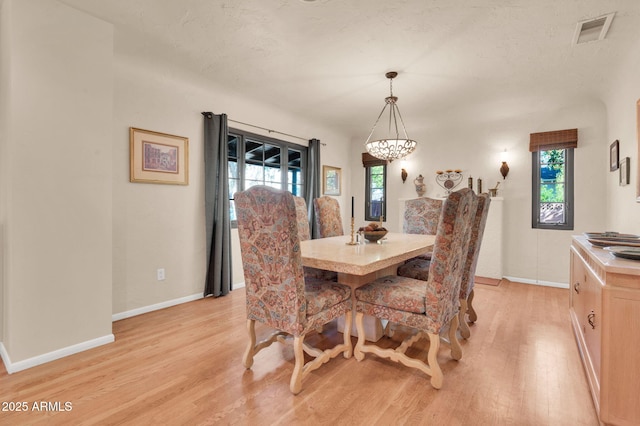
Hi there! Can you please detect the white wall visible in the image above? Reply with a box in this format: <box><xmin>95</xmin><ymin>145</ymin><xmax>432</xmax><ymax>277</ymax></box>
<box><xmin>603</xmin><ymin>36</ymin><xmax>640</xmax><ymax>232</ymax></box>
<box><xmin>350</xmin><ymin>99</ymin><xmax>608</xmax><ymax>285</ymax></box>
<box><xmin>1</xmin><ymin>0</ymin><xmax>114</xmax><ymax>364</ymax></box>
<box><xmin>112</xmin><ymin>49</ymin><xmax>352</xmax><ymax>312</ymax></box>
<box><xmin>0</xmin><ymin>0</ymin><xmax>10</xmax><ymax>344</ymax></box>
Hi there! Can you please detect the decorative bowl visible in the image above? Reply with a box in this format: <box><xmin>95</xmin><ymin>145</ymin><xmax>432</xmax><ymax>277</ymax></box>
<box><xmin>364</xmin><ymin>230</ymin><xmax>388</xmax><ymax>243</ymax></box>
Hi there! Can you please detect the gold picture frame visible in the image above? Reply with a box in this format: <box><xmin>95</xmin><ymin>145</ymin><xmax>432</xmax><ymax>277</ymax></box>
<box><xmin>322</xmin><ymin>165</ymin><xmax>341</xmax><ymax>195</ymax></box>
<box><xmin>130</xmin><ymin>127</ymin><xmax>189</xmax><ymax>185</ymax></box>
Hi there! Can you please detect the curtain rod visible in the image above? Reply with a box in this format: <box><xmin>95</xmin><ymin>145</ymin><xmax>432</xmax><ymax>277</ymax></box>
<box><xmin>202</xmin><ymin>112</ymin><xmax>325</xmax><ymax>145</ymax></box>
<box><xmin>229</xmin><ymin>119</ymin><xmax>311</xmax><ymax>142</ymax></box>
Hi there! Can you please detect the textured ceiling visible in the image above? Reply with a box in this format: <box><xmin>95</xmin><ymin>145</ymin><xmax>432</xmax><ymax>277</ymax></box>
<box><xmin>59</xmin><ymin>0</ymin><xmax>640</xmax><ymax>139</ymax></box>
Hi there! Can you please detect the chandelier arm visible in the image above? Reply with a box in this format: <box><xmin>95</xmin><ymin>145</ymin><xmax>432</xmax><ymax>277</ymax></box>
<box><xmin>365</xmin><ymin>103</ymin><xmax>390</xmax><ymax>143</ymax></box>
<box><xmin>391</xmin><ymin>105</ymin><xmax>401</xmax><ymax>140</ymax></box>
<box><xmin>393</xmin><ymin>104</ymin><xmax>411</xmax><ymax>139</ymax></box>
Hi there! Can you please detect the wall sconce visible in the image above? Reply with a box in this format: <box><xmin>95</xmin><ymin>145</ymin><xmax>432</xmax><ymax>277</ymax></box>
<box><xmin>400</xmin><ymin>160</ymin><xmax>408</xmax><ymax>183</ymax></box>
<box><xmin>500</xmin><ymin>150</ymin><xmax>510</xmax><ymax>179</ymax></box>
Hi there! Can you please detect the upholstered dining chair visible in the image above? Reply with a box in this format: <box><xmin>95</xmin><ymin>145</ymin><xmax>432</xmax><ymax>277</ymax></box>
<box><xmin>235</xmin><ymin>186</ymin><xmax>353</xmax><ymax>394</ymax></box>
<box><xmin>396</xmin><ymin>197</ymin><xmax>444</xmax><ymax>281</ymax></box>
<box><xmin>403</xmin><ymin>196</ymin><xmax>443</xmax><ymax>236</ymax></box>
<box><xmin>398</xmin><ymin>192</ymin><xmax>491</xmax><ymax>339</ymax></box>
<box><xmin>313</xmin><ymin>196</ymin><xmax>344</xmax><ymax>238</ymax></box>
<box><xmin>294</xmin><ymin>196</ymin><xmax>338</xmax><ymax>281</ymax></box>
<box><xmin>458</xmin><ymin>193</ymin><xmax>491</xmax><ymax>339</ymax></box>
<box><xmin>294</xmin><ymin>196</ymin><xmax>312</xmax><ymax>241</ymax></box>
<box><xmin>353</xmin><ymin>188</ymin><xmax>477</xmax><ymax>389</ymax></box>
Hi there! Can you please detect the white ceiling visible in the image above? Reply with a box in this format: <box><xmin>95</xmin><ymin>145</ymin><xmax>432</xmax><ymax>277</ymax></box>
<box><xmin>59</xmin><ymin>0</ymin><xmax>640</xmax><ymax>139</ymax></box>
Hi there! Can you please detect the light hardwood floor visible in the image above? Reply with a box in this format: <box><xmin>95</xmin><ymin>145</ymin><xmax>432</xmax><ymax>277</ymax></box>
<box><xmin>1</xmin><ymin>280</ymin><xmax>599</xmax><ymax>425</ymax></box>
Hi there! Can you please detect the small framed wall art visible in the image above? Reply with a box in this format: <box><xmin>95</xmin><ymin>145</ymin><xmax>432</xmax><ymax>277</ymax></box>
<box><xmin>620</xmin><ymin>157</ymin><xmax>630</xmax><ymax>186</ymax></box>
<box><xmin>322</xmin><ymin>165</ymin><xmax>341</xmax><ymax>195</ymax></box>
<box><xmin>610</xmin><ymin>139</ymin><xmax>619</xmax><ymax>171</ymax></box>
<box><xmin>130</xmin><ymin>127</ymin><xmax>189</xmax><ymax>185</ymax></box>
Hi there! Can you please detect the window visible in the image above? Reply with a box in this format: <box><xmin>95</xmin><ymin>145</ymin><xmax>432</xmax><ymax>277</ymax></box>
<box><xmin>228</xmin><ymin>129</ymin><xmax>306</xmax><ymax>225</ymax></box>
<box><xmin>365</xmin><ymin>164</ymin><xmax>386</xmax><ymax>221</ymax></box>
<box><xmin>532</xmin><ymin>148</ymin><xmax>574</xmax><ymax>230</ymax></box>
<box><xmin>530</xmin><ymin>128</ymin><xmax>577</xmax><ymax>230</ymax></box>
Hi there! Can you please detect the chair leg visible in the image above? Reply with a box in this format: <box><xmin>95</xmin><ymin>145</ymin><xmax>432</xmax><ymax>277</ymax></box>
<box><xmin>467</xmin><ymin>289</ymin><xmax>477</xmax><ymax>323</ymax></box>
<box><xmin>289</xmin><ymin>336</ymin><xmax>304</xmax><ymax>395</ymax></box>
<box><xmin>458</xmin><ymin>298</ymin><xmax>471</xmax><ymax>339</ymax></box>
<box><xmin>243</xmin><ymin>319</ymin><xmax>256</xmax><ymax>368</ymax></box>
<box><xmin>427</xmin><ymin>332</ymin><xmax>443</xmax><ymax>389</ymax></box>
<box><xmin>244</xmin><ymin>319</ymin><xmax>288</xmax><ymax>370</ymax></box>
<box><xmin>448</xmin><ymin>314</ymin><xmax>462</xmax><ymax>361</ymax></box>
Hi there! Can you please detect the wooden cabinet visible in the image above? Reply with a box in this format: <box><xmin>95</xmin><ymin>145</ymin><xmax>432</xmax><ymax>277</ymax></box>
<box><xmin>570</xmin><ymin>237</ymin><xmax>640</xmax><ymax>425</ymax></box>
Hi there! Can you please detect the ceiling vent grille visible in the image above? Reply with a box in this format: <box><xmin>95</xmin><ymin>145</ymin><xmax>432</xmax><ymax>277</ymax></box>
<box><xmin>572</xmin><ymin>12</ymin><xmax>615</xmax><ymax>45</ymax></box>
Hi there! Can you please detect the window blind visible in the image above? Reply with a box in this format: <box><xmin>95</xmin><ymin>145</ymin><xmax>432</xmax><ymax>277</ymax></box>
<box><xmin>529</xmin><ymin>128</ymin><xmax>578</xmax><ymax>152</ymax></box>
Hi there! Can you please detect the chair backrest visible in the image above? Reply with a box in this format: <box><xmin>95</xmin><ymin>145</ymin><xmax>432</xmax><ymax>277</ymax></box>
<box><xmin>460</xmin><ymin>193</ymin><xmax>491</xmax><ymax>299</ymax></box>
<box><xmin>235</xmin><ymin>186</ymin><xmax>306</xmax><ymax>336</ymax></box>
<box><xmin>294</xmin><ymin>196</ymin><xmax>311</xmax><ymax>241</ymax></box>
<box><xmin>425</xmin><ymin>188</ymin><xmax>477</xmax><ymax>330</ymax></box>
<box><xmin>403</xmin><ymin>197</ymin><xmax>444</xmax><ymax>235</ymax></box>
<box><xmin>313</xmin><ymin>196</ymin><xmax>344</xmax><ymax>238</ymax></box>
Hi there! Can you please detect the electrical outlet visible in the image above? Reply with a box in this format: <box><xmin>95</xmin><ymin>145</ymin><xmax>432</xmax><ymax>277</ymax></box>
<box><xmin>157</xmin><ymin>268</ymin><xmax>165</xmax><ymax>281</ymax></box>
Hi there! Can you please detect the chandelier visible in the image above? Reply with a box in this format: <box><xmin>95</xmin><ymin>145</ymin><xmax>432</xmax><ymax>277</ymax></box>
<box><xmin>364</xmin><ymin>71</ymin><xmax>417</xmax><ymax>162</ymax></box>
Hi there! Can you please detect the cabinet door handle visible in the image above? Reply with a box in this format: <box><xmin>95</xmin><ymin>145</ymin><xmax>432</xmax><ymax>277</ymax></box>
<box><xmin>587</xmin><ymin>311</ymin><xmax>595</xmax><ymax>329</ymax></box>
<box><xmin>574</xmin><ymin>282</ymin><xmax>580</xmax><ymax>294</ymax></box>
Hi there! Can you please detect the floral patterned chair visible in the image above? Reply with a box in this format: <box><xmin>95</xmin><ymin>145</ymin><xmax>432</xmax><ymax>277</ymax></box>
<box><xmin>294</xmin><ymin>196</ymin><xmax>338</xmax><ymax>281</ymax></box>
<box><xmin>396</xmin><ymin>193</ymin><xmax>491</xmax><ymax>340</ymax></box>
<box><xmin>313</xmin><ymin>196</ymin><xmax>344</xmax><ymax>238</ymax></box>
<box><xmin>294</xmin><ymin>196</ymin><xmax>312</xmax><ymax>241</ymax></box>
<box><xmin>236</xmin><ymin>186</ymin><xmax>352</xmax><ymax>394</ymax></box>
<box><xmin>458</xmin><ymin>193</ymin><xmax>491</xmax><ymax>339</ymax></box>
<box><xmin>353</xmin><ymin>188</ymin><xmax>477</xmax><ymax>389</ymax></box>
<box><xmin>403</xmin><ymin>196</ymin><xmax>443</xmax><ymax>235</ymax></box>
<box><xmin>396</xmin><ymin>197</ymin><xmax>443</xmax><ymax>280</ymax></box>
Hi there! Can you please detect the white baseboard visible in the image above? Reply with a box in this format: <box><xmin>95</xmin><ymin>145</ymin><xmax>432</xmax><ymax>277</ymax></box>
<box><xmin>112</xmin><ymin>293</ymin><xmax>204</xmax><ymax>322</ymax></box>
<box><xmin>0</xmin><ymin>291</ymin><xmax>239</xmax><ymax>375</ymax></box>
<box><xmin>504</xmin><ymin>276</ymin><xmax>569</xmax><ymax>289</ymax></box>
<box><xmin>1</xmin><ymin>334</ymin><xmax>114</xmax><ymax>374</ymax></box>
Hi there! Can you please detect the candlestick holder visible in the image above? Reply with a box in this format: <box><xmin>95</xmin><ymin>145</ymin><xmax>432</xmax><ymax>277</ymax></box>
<box><xmin>347</xmin><ymin>217</ymin><xmax>358</xmax><ymax>245</ymax></box>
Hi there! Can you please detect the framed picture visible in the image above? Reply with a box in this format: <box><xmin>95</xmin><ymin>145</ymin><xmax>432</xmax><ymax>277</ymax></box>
<box><xmin>130</xmin><ymin>127</ymin><xmax>189</xmax><ymax>185</ymax></box>
<box><xmin>610</xmin><ymin>139</ymin><xmax>619</xmax><ymax>171</ymax></box>
<box><xmin>322</xmin><ymin>165</ymin><xmax>341</xmax><ymax>195</ymax></box>
<box><xmin>620</xmin><ymin>157</ymin><xmax>630</xmax><ymax>186</ymax></box>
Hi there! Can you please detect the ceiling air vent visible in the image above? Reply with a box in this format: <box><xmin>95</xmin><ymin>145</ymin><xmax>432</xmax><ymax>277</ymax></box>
<box><xmin>572</xmin><ymin>12</ymin><xmax>615</xmax><ymax>45</ymax></box>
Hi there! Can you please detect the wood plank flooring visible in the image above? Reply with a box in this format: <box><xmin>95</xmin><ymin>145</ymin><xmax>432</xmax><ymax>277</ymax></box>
<box><xmin>0</xmin><ymin>280</ymin><xmax>599</xmax><ymax>425</ymax></box>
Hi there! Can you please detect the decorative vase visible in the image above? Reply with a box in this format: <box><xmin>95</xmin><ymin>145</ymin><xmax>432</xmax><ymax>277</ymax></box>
<box><xmin>414</xmin><ymin>175</ymin><xmax>426</xmax><ymax>197</ymax></box>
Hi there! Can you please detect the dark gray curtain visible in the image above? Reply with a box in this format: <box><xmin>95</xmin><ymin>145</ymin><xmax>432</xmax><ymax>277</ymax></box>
<box><xmin>305</xmin><ymin>139</ymin><xmax>321</xmax><ymax>239</ymax></box>
<box><xmin>202</xmin><ymin>112</ymin><xmax>232</xmax><ymax>297</ymax></box>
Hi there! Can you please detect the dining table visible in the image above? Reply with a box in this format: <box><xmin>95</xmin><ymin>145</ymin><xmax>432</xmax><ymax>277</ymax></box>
<box><xmin>300</xmin><ymin>232</ymin><xmax>436</xmax><ymax>341</ymax></box>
